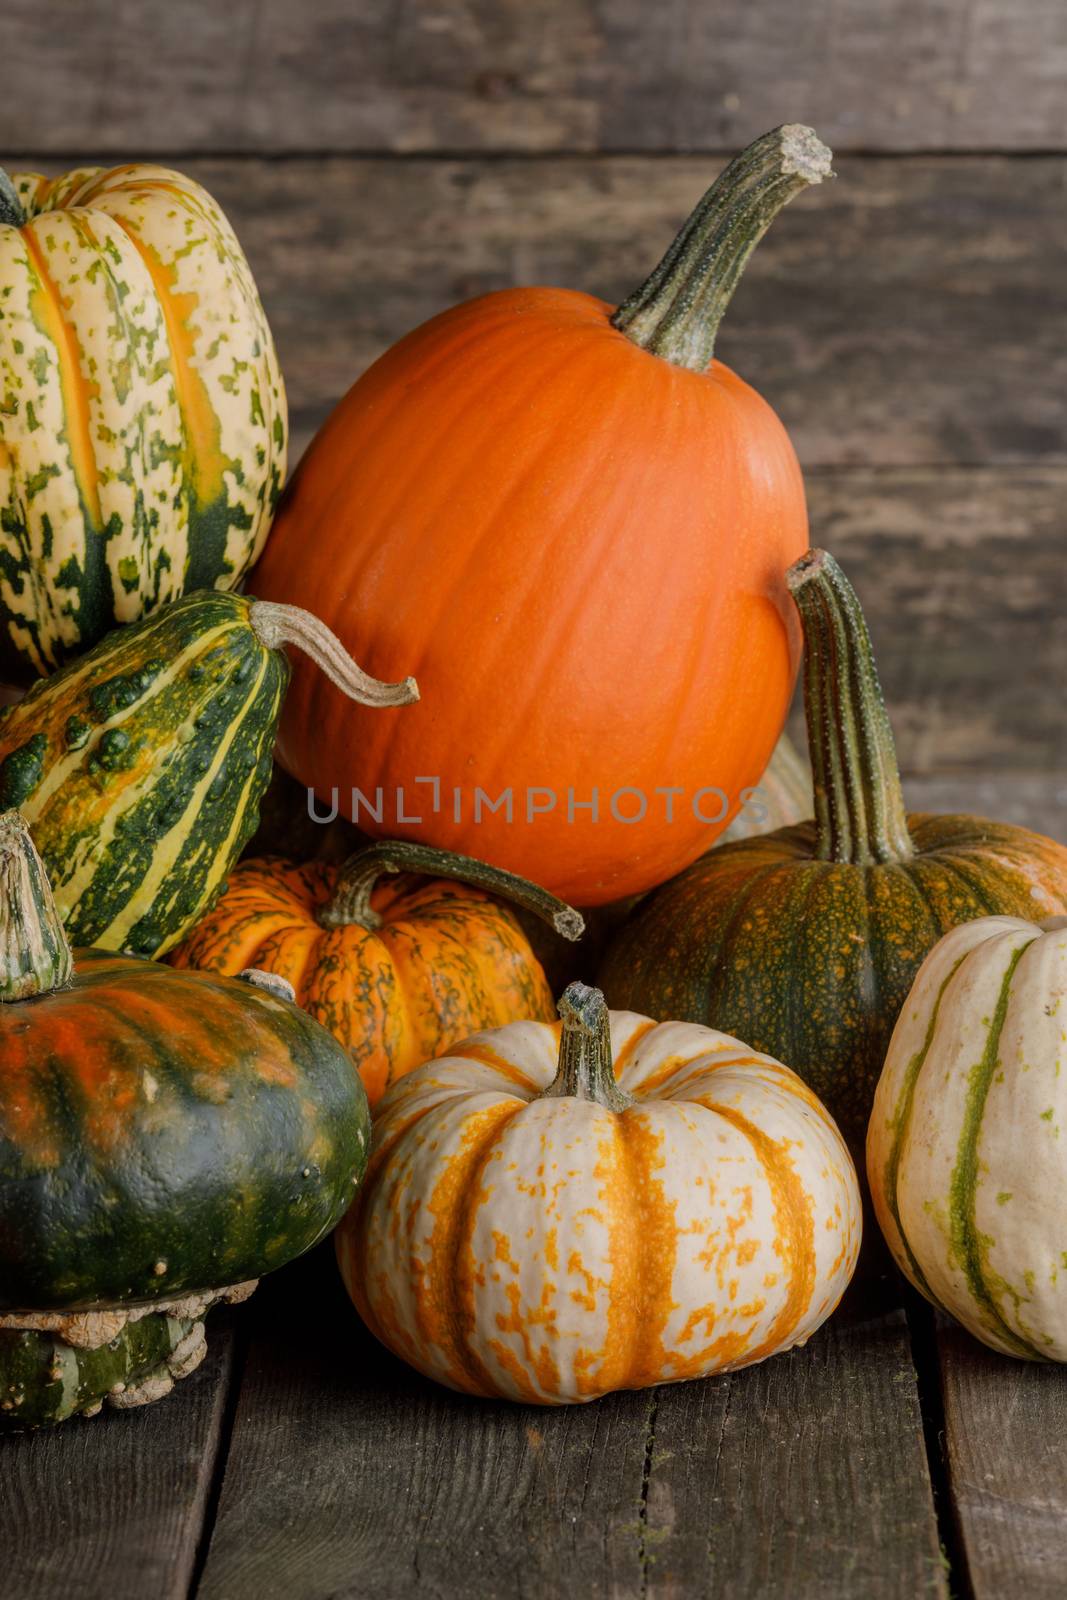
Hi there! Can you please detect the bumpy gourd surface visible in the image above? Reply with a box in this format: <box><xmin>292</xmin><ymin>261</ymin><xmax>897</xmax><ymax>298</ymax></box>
<box><xmin>339</xmin><ymin>1011</ymin><xmax>860</xmax><ymax>1403</ymax></box>
<box><xmin>869</xmin><ymin>915</ymin><xmax>1067</xmax><ymax>1361</ymax></box>
<box><xmin>0</xmin><ymin>951</ymin><xmax>370</xmax><ymax>1310</ymax></box>
<box><xmin>0</xmin><ymin>165</ymin><xmax>286</xmax><ymax>678</ymax></box>
<box><xmin>0</xmin><ymin>590</ymin><xmax>285</xmax><ymax>956</ymax></box>
<box><xmin>171</xmin><ymin>859</ymin><xmax>557</xmax><ymax>1106</ymax></box>
<box><xmin>599</xmin><ymin>814</ymin><xmax>1067</xmax><ymax>1156</ymax></box>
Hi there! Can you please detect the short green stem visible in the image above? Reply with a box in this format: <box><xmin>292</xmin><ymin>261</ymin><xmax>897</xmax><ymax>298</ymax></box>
<box><xmin>0</xmin><ymin>811</ymin><xmax>73</xmax><ymax>1001</ymax></box>
<box><xmin>318</xmin><ymin>840</ymin><xmax>585</xmax><ymax>941</ymax></box>
<box><xmin>0</xmin><ymin>170</ymin><xmax>25</xmax><ymax>229</ymax></box>
<box><xmin>611</xmin><ymin>125</ymin><xmax>832</xmax><ymax>371</ymax></box>
<box><xmin>786</xmin><ymin>550</ymin><xmax>914</xmax><ymax>866</ymax></box>
<box><xmin>542</xmin><ymin>982</ymin><xmax>632</xmax><ymax>1111</ymax></box>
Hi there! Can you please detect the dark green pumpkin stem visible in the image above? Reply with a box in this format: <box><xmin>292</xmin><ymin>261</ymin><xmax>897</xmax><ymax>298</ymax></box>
<box><xmin>787</xmin><ymin>550</ymin><xmax>914</xmax><ymax>866</ymax></box>
<box><xmin>611</xmin><ymin>125</ymin><xmax>832</xmax><ymax>370</ymax></box>
<box><xmin>319</xmin><ymin>839</ymin><xmax>585</xmax><ymax>941</ymax></box>
<box><xmin>542</xmin><ymin>982</ymin><xmax>631</xmax><ymax>1111</ymax></box>
<box><xmin>0</xmin><ymin>170</ymin><xmax>25</xmax><ymax>229</ymax></box>
<box><xmin>0</xmin><ymin>810</ymin><xmax>73</xmax><ymax>1000</ymax></box>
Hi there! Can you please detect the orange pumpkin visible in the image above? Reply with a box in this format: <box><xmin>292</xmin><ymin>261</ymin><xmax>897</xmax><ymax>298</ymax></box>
<box><xmin>169</xmin><ymin>841</ymin><xmax>582</xmax><ymax>1107</ymax></box>
<box><xmin>337</xmin><ymin>981</ymin><xmax>861</xmax><ymax>1404</ymax></box>
<box><xmin>250</xmin><ymin>126</ymin><xmax>832</xmax><ymax>905</ymax></box>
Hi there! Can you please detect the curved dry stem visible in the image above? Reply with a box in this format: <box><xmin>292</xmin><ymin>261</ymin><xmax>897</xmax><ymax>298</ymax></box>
<box><xmin>249</xmin><ymin>600</ymin><xmax>419</xmax><ymax>707</ymax></box>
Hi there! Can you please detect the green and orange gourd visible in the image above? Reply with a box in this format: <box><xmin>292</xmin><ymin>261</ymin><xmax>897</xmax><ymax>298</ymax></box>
<box><xmin>0</xmin><ymin>589</ymin><xmax>417</xmax><ymax>959</ymax></box>
<box><xmin>599</xmin><ymin>550</ymin><xmax>1067</xmax><ymax>1157</ymax></box>
<box><xmin>0</xmin><ymin>810</ymin><xmax>371</xmax><ymax>1427</ymax></box>
<box><xmin>171</xmin><ymin>840</ymin><xmax>583</xmax><ymax>1107</ymax></box>
<box><xmin>251</xmin><ymin>126</ymin><xmax>833</xmax><ymax>905</ymax></box>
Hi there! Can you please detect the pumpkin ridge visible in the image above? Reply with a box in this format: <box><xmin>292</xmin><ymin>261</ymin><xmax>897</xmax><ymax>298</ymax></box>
<box><xmin>637</xmin><ymin>854</ymin><xmax>793</xmax><ymax>1017</ymax></box>
<box><xmin>611</xmin><ymin>1019</ymin><xmax>660</xmax><ymax>1088</ymax></box>
<box><xmin>21</xmin><ymin>220</ymin><xmax>103</xmax><ymax>532</ymax></box>
<box><xmin>612</xmin><ymin>1106</ymin><xmax>672</xmax><ymax>1390</ymax></box>
<box><xmin>947</xmin><ymin>941</ymin><xmax>1045</xmax><ymax>1360</ymax></box>
<box><xmin>922</xmin><ymin>849</ymin><xmax>1010</xmax><ymax>918</ymax></box>
<box><xmin>443</xmin><ymin>1100</ymin><xmax>528</xmax><ymax>1396</ymax></box>
<box><xmin>702</xmin><ymin>1101</ymin><xmax>816</xmax><ymax>1361</ymax></box>
<box><xmin>61</xmin><ymin>639</ymin><xmax>282</xmax><ymax>952</ymax></box>
<box><xmin>879</xmin><ymin>949</ymin><xmax>972</xmax><ymax>1301</ymax></box>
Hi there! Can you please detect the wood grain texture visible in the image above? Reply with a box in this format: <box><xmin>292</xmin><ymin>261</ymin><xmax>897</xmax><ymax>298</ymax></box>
<box><xmin>799</xmin><ymin>468</ymin><xmax>1067</xmax><ymax>776</ymax></box>
<box><xmin>196</xmin><ymin>1252</ymin><xmax>943</xmax><ymax>1600</ymax></box>
<box><xmin>0</xmin><ymin>1314</ymin><xmax>238</xmax><ymax>1600</ymax></box>
<box><xmin>938</xmin><ymin>1321</ymin><xmax>1067</xmax><ymax>1600</ymax></box>
<box><xmin>3</xmin><ymin>1</ymin><xmax>1067</xmax><ymax>154</ymax></box>
<box><xmin>643</xmin><ymin>1306</ymin><xmax>947</xmax><ymax>1598</ymax></box>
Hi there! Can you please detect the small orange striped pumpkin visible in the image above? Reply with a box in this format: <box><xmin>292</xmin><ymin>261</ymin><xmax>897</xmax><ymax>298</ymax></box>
<box><xmin>170</xmin><ymin>840</ymin><xmax>581</xmax><ymax>1108</ymax></box>
<box><xmin>337</xmin><ymin>982</ymin><xmax>861</xmax><ymax>1404</ymax></box>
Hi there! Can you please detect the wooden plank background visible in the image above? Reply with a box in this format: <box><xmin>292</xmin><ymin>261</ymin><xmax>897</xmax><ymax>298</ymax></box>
<box><xmin>4</xmin><ymin>1</ymin><xmax>1067</xmax><ymax>154</ymax></box>
<box><xmin>4</xmin><ymin>6</ymin><xmax>1067</xmax><ymax>1598</ymax></box>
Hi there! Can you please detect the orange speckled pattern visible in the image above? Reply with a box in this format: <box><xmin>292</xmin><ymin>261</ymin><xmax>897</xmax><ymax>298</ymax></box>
<box><xmin>169</xmin><ymin>857</ymin><xmax>557</xmax><ymax>1107</ymax></box>
<box><xmin>336</xmin><ymin>1010</ymin><xmax>861</xmax><ymax>1404</ymax></box>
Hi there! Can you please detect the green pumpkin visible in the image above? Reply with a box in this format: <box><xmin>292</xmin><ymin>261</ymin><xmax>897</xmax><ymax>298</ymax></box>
<box><xmin>0</xmin><ymin>812</ymin><xmax>371</xmax><ymax>1425</ymax></box>
<box><xmin>0</xmin><ymin>590</ymin><xmax>416</xmax><ymax>958</ymax></box>
<box><xmin>599</xmin><ymin>550</ymin><xmax>1067</xmax><ymax>1157</ymax></box>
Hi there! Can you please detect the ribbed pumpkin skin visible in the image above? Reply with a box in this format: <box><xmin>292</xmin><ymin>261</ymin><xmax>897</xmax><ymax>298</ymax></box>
<box><xmin>0</xmin><ymin>950</ymin><xmax>370</xmax><ymax>1312</ymax></box>
<box><xmin>252</xmin><ymin>288</ymin><xmax>807</xmax><ymax>906</ymax></box>
<box><xmin>0</xmin><ymin>591</ymin><xmax>286</xmax><ymax>957</ymax></box>
<box><xmin>868</xmin><ymin>915</ymin><xmax>1067</xmax><ymax>1361</ymax></box>
<box><xmin>338</xmin><ymin>1011</ymin><xmax>860</xmax><ymax>1404</ymax></box>
<box><xmin>170</xmin><ymin>857</ymin><xmax>557</xmax><ymax>1107</ymax></box>
<box><xmin>0</xmin><ymin>165</ymin><xmax>286</xmax><ymax>680</ymax></box>
<box><xmin>598</xmin><ymin>816</ymin><xmax>1067</xmax><ymax>1157</ymax></box>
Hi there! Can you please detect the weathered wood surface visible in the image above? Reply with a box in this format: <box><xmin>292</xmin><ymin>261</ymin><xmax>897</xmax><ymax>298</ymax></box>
<box><xmin>800</xmin><ymin>468</ymin><xmax>1067</xmax><ymax>777</ymax></box>
<box><xmin>938</xmin><ymin>1321</ymin><xmax>1067</xmax><ymax>1600</ymax></box>
<box><xmin>7</xmin><ymin>153</ymin><xmax>1053</xmax><ymax>474</ymax></box>
<box><xmin>195</xmin><ymin>1251</ymin><xmax>943</xmax><ymax>1600</ymax></box>
<box><xmin>0</xmin><ymin>1318</ymin><xmax>238</xmax><ymax>1599</ymax></box>
<box><xmin>3</xmin><ymin>0</ymin><xmax>1067</xmax><ymax>155</ymax></box>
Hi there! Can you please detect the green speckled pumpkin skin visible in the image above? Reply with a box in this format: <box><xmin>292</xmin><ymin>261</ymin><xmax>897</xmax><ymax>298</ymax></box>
<box><xmin>0</xmin><ymin>950</ymin><xmax>370</xmax><ymax>1312</ymax></box>
<box><xmin>598</xmin><ymin>813</ymin><xmax>1067</xmax><ymax>1156</ymax></box>
<box><xmin>0</xmin><ymin>164</ymin><xmax>287</xmax><ymax>682</ymax></box>
<box><xmin>0</xmin><ymin>590</ymin><xmax>286</xmax><ymax>957</ymax></box>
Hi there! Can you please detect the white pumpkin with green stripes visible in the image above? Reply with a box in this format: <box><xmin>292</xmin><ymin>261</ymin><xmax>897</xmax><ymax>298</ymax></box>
<box><xmin>0</xmin><ymin>163</ymin><xmax>286</xmax><ymax>681</ymax></box>
<box><xmin>868</xmin><ymin>913</ymin><xmax>1067</xmax><ymax>1361</ymax></box>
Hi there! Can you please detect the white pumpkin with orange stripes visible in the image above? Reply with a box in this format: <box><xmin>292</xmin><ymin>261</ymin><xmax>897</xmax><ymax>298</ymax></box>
<box><xmin>0</xmin><ymin>163</ymin><xmax>286</xmax><ymax>680</ymax></box>
<box><xmin>868</xmin><ymin>913</ymin><xmax>1067</xmax><ymax>1361</ymax></box>
<box><xmin>337</xmin><ymin>982</ymin><xmax>861</xmax><ymax>1404</ymax></box>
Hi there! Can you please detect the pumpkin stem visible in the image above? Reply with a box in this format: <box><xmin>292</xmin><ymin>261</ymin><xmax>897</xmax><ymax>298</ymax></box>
<box><xmin>319</xmin><ymin>839</ymin><xmax>585</xmax><ymax>940</ymax></box>
<box><xmin>787</xmin><ymin>550</ymin><xmax>914</xmax><ymax>866</ymax></box>
<box><xmin>248</xmin><ymin>600</ymin><xmax>419</xmax><ymax>708</ymax></box>
<box><xmin>0</xmin><ymin>171</ymin><xmax>25</xmax><ymax>229</ymax></box>
<box><xmin>611</xmin><ymin>125</ymin><xmax>832</xmax><ymax>371</ymax></box>
<box><xmin>0</xmin><ymin>810</ymin><xmax>73</xmax><ymax>1000</ymax></box>
<box><xmin>237</xmin><ymin>968</ymin><xmax>297</xmax><ymax>1005</ymax></box>
<box><xmin>543</xmin><ymin>982</ymin><xmax>632</xmax><ymax>1112</ymax></box>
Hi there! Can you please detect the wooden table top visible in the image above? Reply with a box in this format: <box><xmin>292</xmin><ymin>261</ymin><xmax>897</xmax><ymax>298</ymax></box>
<box><xmin>5</xmin><ymin>1232</ymin><xmax>1064</xmax><ymax>1600</ymax></box>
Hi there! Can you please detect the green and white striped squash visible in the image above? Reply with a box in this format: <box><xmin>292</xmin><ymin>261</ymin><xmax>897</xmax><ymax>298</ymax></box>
<box><xmin>868</xmin><ymin>913</ymin><xmax>1067</xmax><ymax>1360</ymax></box>
<box><xmin>0</xmin><ymin>162</ymin><xmax>287</xmax><ymax>681</ymax></box>
<box><xmin>0</xmin><ymin>590</ymin><xmax>417</xmax><ymax>958</ymax></box>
